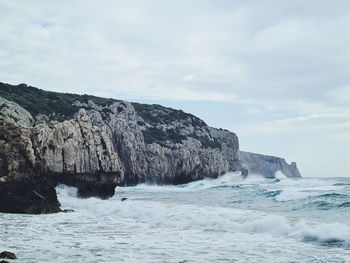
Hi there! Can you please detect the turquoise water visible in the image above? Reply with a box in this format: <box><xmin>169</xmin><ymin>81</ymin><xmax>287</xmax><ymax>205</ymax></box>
<box><xmin>1</xmin><ymin>174</ymin><xmax>350</xmax><ymax>262</ymax></box>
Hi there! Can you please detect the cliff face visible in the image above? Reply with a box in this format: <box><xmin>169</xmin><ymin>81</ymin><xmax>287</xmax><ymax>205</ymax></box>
<box><xmin>0</xmin><ymin>116</ymin><xmax>61</xmax><ymax>213</ymax></box>
<box><xmin>0</xmin><ymin>82</ymin><xmax>243</xmax><ymax>209</ymax></box>
<box><xmin>0</xmin><ymin>82</ymin><xmax>302</xmax><ymax>213</ymax></box>
<box><xmin>239</xmin><ymin>151</ymin><xmax>301</xmax><ymax>178</ymax></box>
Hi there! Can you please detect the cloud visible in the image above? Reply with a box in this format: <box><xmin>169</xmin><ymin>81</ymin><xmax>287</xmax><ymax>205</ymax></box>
<box><xmin>0</xmin><ymin>0</ymin><xmax>349</xmax><ymax>176</ymax></box>
<box><xmin>328</xmin><ymin>85</ymin><xmax>350</xmax><ymax>105</ymax></box>
<box><xmin>0</xmin><ymin>0</ymin><xmax>349</xmax><ymax>107</ymax></box>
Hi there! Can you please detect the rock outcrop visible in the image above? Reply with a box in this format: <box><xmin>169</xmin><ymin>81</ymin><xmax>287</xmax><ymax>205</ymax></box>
<box><xmin>239</xmin><ymin>151</ymin><xmax>301</xmax><ymax>178</ymax></box>
<box><xmin>0</xmin><ymin>116</ymin><xmax>61</xmax><ymax>214</ymax></box>
<box><xmin>0</xmin><ymin>251</ymin><xmax>17</xmax><ymax>260</ymax></box>
<box><xmin>0</xmin><ymin>82</ymin><xmax>243</xmax><ymax>213</ymax></box>
<box><xmin>0</xmin><ymin>82</ymin><xmax>302</xmax><ymax>214</ymax></box>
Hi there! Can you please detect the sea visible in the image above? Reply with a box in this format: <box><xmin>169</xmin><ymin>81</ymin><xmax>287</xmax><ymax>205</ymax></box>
<box><xmin>1</xmin><ymin>174</ymin><xmax>350</xmax><ymax>263</ymax></box>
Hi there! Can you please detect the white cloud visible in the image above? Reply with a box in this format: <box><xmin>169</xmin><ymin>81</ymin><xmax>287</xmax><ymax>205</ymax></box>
<box><xmin>0</xmin><ymin>0</ymin><xmax>349</xmax><ymax>176</ymax></box>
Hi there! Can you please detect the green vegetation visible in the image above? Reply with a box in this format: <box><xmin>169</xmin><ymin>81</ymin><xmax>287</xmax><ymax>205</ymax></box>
<box><xmin>132</xmin><ymin>102</ymin><xmax>206</xmax><ymax>127</ymax></box>
<box><xmin>0</xmin><ymin>82</ymin><xmax>221</xmax><ymax>149</ymax></box>
<box><xmin>142</xmin><ymin>127</ymin><xmax>222</xmax><ymax>149</ymax></box>
<box><xmin>190</xmin><ymin>134</ymin><xmax>222</xmax><ymax>149</ymax></box>
<box><xmin>142</xmin><ymin>127</ymin><xmax>186</xmax><ymax>144</ymax></box>
<box><xmin>0</xmin><ymin>82</ymin><xmax>116</xmax><ymax>121</ymax></box>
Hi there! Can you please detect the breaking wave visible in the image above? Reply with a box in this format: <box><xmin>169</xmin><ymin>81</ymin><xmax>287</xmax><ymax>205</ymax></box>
<box><xmin>3</xmin><ymin>176</ymin><xmax>350</xmax><ymax>263</ymax></box>
<box><xmin>56</xmin><ymin>181</ymin><xmax>350</xmax><ymax>249</ymax></box>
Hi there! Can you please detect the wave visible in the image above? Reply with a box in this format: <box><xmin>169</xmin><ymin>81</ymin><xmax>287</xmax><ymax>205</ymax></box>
<box><xmin>333</xmin><ymin>183</ymin><xmax>350</xmax><ymax>186</ymax></box>
<box><xmin>295</xmin><ymin>221</ymin><xmax>350</xmax><ymax>246</ymax></box>
<box><xmin>271</xmin><ymin>178</ymin><xmax>348</xmax><ymax>202</ymax></box>
<box><xmin>56</xmin><ymin>185</ymin><xmax>350</xmax><ymax>248</ymax></box>
<box><xmin>262</xmin><ymin>189</ymin><xmax>282</xmax><ymax>198</ymax></box>
<box><xmin>338</xmin><ymin>202</ymin><xmax>350</xmax><ymax>208</ymax></box>
<box><xmin>242</xmin><ymin>216</ymin><xmax>350</xmax><ymax>247</ymax></box>
<box><xmin>56</xmin><ymin>184</ymin><xmax>78</xmax><ymax>197</ymax></box>
<box><xmin>117</xmin><ymin>172</ymin><xmax>280</xmax><ymax>193</ymax></box>
<box><xmin>274</xmin><ymin>189</ymin><xmax>321</xmax><ymax>201</ymax></box>
<box><xmin>306</xmin><ymin>200</ymin><xmax>337</xmax><ymax>210</ymax></box>
<box><xmin>317</xmin><ymin>193</ymin><xmax>348</xmax><ymax>198</ymax></box>
<box><xmin>274</xmin><ymin>190</ymin><xmax>350</xmax><ymax>211</ymax></box>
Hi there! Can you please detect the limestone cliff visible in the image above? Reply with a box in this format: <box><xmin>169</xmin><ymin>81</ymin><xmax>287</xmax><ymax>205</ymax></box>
<box><xmin>0</xmin><ymin>116</ymin><xmax>61</xmax><ymax>213</ymax></box>
<box><xmin>240</xmin><ymin>151</ymin><xmax>301</xmax><ymax>178</ymax></box>
<box><xmin>0</xmin><ymin>82</ymin><xmax>243</xmax><ymax>209</ymax></box>
<box><xmin>0</xmin><ymin>82</ymin><xmax>302</xmax><ymax>214</ymax></box>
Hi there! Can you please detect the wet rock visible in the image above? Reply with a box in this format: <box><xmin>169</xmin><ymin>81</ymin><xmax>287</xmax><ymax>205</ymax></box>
<box><xmin>0</xmin><ymin>117</ymin><xmax>61</xmax><ymax>214</ymax></box>
<box><xmin>62</xmin><ymin>209</ymin><xmax>74</xmax><ymax>213</ymax></box>
<box><xmin>0</xmin><ymin>251</ymin><xmax>17</xmax><ymax>259</ymax></box>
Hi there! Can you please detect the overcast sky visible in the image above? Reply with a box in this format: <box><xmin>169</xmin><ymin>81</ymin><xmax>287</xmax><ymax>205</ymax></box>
<box><xmin>1</xmin><ymin>0</ymin><xmax>349</xmax><ymax>177</ymax></box>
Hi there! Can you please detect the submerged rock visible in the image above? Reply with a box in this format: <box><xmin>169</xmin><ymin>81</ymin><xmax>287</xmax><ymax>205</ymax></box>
<box><xmin>62</xmin><ymin>209</ymin><xmax>74</xmax><ymax>213</ymax></box>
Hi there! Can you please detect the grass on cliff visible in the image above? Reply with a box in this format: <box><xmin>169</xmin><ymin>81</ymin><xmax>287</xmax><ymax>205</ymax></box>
<box><xmin>0</xmin><ymin>82</ymin><xmax>115</xmax><ymax>120</ymax></box>
<box><xmin>142</xmin><ymin>127</ymin><xmax>222</xmax><ymax>149</ymax></box>
<box><xmin>132</xmin><ymin>102</ymin><xmax>206</xmax><ymax>127</ymax></box>
<box><xmin>0</xmin><ymin>82</ymin><xmax>222</xmax><ymax>149</ymax></box>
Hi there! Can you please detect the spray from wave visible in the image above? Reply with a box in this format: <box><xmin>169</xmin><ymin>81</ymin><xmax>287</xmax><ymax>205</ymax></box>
<box><xmin>56</xmin><ymin>176</ymin><xmax>350</xmax><ymax>249</ymax></box>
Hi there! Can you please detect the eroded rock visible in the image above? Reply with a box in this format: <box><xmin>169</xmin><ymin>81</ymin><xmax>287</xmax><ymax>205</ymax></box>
<box><xmin>240</xmin><ymin>151</ymin><xmax>301</xmax><ymax>178</ymax></box>
<box><xmin>0</xmin><ymin>117</ymin><xmax>61</xmax><ymax>214</ymax></box>
<box><xmin>0</xmin><ymin>251</ymin><xmax>17</xmax><ymax>260</ymax></box>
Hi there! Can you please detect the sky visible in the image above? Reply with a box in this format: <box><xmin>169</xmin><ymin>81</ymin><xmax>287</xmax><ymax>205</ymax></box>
<box><xmin>0</xmin><ymin>0</ymin><xmax>349</xmax><ymax>177</ymax></box>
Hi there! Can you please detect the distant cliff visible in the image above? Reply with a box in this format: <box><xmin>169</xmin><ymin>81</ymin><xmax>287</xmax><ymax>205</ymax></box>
<box><xmin>0</xmin><ymin>82</ymin><xmax>243</xmax><ymax>212</ymax></box>
<box><xmin>240</xmin><ymin>151</ymin><xmax>301</xmax><ymax>178</ymax></box>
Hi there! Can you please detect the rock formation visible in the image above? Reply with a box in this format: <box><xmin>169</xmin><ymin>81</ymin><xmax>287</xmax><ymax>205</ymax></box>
<box><xmin>0</xmin><ymin>82</ymin><xmax>243</xmax><ymax>213</ymax></box>
<box><xmin>239</xmin><ymin>151</ymin><xmax>301</xmax><ymax>178</ymax></box>
<box><xmin>0</xmin><ymin>251</ymin><xmax>17</xmax><ymax>260</ymax></box>
<box><xmin>0</xmin><ymin>82</ymin><xmax>301</xmax><ymax>214</ymax></box>
<box><xmin>0</xmin><ymin>116</ymin><xmax>61</xmax><ymax>214</ymax></box>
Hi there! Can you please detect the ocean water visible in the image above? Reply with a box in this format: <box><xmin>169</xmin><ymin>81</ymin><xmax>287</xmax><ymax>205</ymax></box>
<box><xmin>1</xmin><ymin>174</ymin><xmax>350</xmax><ymax>263</ymax></box>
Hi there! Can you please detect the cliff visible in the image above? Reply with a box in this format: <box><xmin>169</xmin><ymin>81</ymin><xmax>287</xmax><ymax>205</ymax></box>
<box><xmin>0</xmin><ymin>82</ymin><xmax>243</xmax><ymax>213</ymax></box>
<box><xmin>0</xmin><ymin>82</ymin><xmax>302</xmax><ymax>213</ymax></box>
<box><xmin>0</xmin><ymin>116</ymin><xmax>61</xmax><ymax>213</ymax></box>
<box><xmin>239</xmin><ymin>151</ymin><xmax>301</xmax><ymax>178</ymax></box>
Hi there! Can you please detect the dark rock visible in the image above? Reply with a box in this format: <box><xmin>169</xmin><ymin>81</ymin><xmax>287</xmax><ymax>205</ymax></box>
<box><xmin>121</xmin><ymin>197</ymin><xmax>128</xmax><ymax>201</ymax></box>
<box><xmin>62</xmin><ymin>209</ymin><xmax>74</xmax><ymax>213</ymax></box>
<box><xmin>0</xmin><ymin>176</ymin><xmax>61</xmax><ymax>214</ymax></box>
<box><xmin>47</xmin><ymin>172</ymin><xmax>119</xmax><ymax>199</ymax></box>
<box><xmin>241</xmin><ymin>168</ymin><xmax>248</xmax><ymax>178</ymax></box>
<box><xmin>0</xmin><ymin>116</ymin><xmax>61</xmax><ymax>214</ymax></box>
<box><xmin>0</xmin><ymin>251</ymin><xmax>17</xmax><ymax>259</ymax></box>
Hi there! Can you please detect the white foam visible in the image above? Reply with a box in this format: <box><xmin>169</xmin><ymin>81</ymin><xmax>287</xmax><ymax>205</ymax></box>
<box><xmin>270</xmin><ymin>177</ymin><xmax>343</xmax><ymax>201</ymax></box>
<box><xmin>56</xmin><ymin>184</ymin><xmax>78</xmax><ymax>198</ymax></box>
<box><xmin>56</xmin><ymin>185</ymin><xmax>350</xmax><ymax>247</ymax></box>
<box><xmin>118</xmin><ymin>172</ymin><xmax>274</xmax><ymax>193</ymax></box>
<box><xmin>2</xmin><ymin>181</ymin><xmax>349</xmax><ymax>263</ymax></box>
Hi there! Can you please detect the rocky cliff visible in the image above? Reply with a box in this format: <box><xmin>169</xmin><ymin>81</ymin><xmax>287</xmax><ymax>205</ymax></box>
<box><xmin>0</xmin><ymin>82</ymin><xmax>302</xmax><ymax>213</ymax></box>
<box><xmin>0</xmin><ymin>115</ymin><xmax>61</xmax><ymax>213</ymax></box>
<box><xmin>240</xmin><ymin>151</ymin><xmax>301</xmax><ymax>178</ymax></box>
<box><xmin>0</xmin><ymin>82</ymin><xmax>243</xmax><ymax>212</ymax></box>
